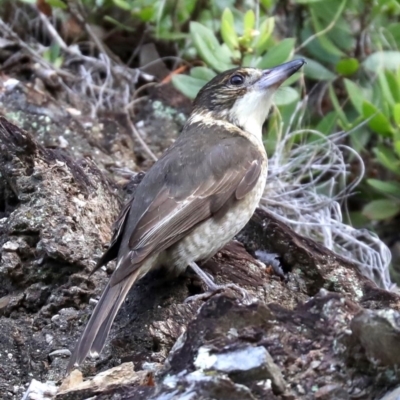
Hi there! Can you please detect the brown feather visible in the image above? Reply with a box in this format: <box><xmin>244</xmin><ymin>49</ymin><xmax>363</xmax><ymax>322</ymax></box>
<box><xmin>66</xmin><ymin>60</ymin><xmax>307</xmax><ymax>372</ymax></box>
<box><xmin>236</xmin><ymin>160</ymin><xmax>262</xmax><ymax>200</ymax></box>
<box><xmin>110</xmin><ymin>154</ymin><xmax>262</xmax><ymax>286</ymax></box>
<box><xmin>66</xmin><ymin>268</ymin><xmax>141</xmax><ymax>372</ymax></box>
<box><xmin>68</xmin><ymin>122</ymin><xmax>265</xmax><ymax>371</ymax></box>
<box><xmin>90</xmin><ymin>200</ymin><xmax>132</xmax><ymax>276</ymax></box>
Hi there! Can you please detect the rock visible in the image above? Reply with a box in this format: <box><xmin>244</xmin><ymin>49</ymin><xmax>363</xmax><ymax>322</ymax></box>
<box><xmin>58</xmin><ymin>370</ymin><xmax>83</xmax><ymax>392</ymax></box>
<box><xmin>194</xmin><ymin>345</ymin><xmax>286</xmax><ymax>393</ymax></box>
<box><xmin>379</xmin><ymin>385</ymin><xmax>400</xmax><ymax>400</ymax></box>
<box><xmin>21</xmin><ymin>380</ymin><xmax>57</xmax><ymax>400</ymax></box>
<box><xmin>0</xmin><ymin>74</ymin><xmax>400</xmax><ymax>399</ymax></box>
<box><xmin>0</xmin><ymin>116</ymin><xmax>121</xmax><ymax>395</ymax></box>
<box><xmin>149</xmin><ymin>293</ymin><xmax>358</xmax><ymax>399</ymax></box>
<box><xmin>56</xmin><ymin>362</ymin><xmax>152</xmax><ymax>399</ymax></box>
<box><xmin>239</xmin><ymin>210</ymin><xmax>376</xmax><ymax>303</ymax></box>
<box><xmin>350</xmin><ymin>309</ymin><xmax>400</xmax><ymax>366</ymax></box>
<box><xmin>154</xmin><ymin>373</ymin><xmax>258</xmax><ymax>400</ymax></box>
<box><xmin>48</xmin><ymin>349</ymin><xmax>72</xmax><ymax>360</ymax></box>
<box><xmin>314</xmin><ymin>384</ymin><xmax>349</xmax><ymax>399</ymax></box>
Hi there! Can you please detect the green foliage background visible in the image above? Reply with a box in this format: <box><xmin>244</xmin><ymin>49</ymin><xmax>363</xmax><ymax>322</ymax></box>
<box><xmin>18</xmin><ymin>0</ymin><xmax>400</xmax><ymax>227</ymax></box>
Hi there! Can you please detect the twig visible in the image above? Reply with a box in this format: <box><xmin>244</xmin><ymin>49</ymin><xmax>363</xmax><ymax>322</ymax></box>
<box><xmin>0</xmin><ymin>19</ymin><xmax>73</xmax><ymax>79</ymax></box>
<box><xmin>37</xmin><ymin>10</ymin><xmax>117</xmax><ymax>74</ymax></box>
<box><xmin>125</xmin><ymin>82</ymin><xmax>156</xmax><ymax>113</ymax></box>
<box><xmin>295</xmin><ymin>0</ymin><xmax>346</xmax><ymax>52</ymax></box>
<box><xmin>125</xmin><ymin>113</ymin><xmax>158</xmax><ymax>162</ymax></box>
<box><xmin>37</xmin><ymin>11</ymin><xmax>69</xmax><ymax>52</ymax></box>
<box><xmin>161</xmin><ymin>65</ymin><xmax>188</xmax><ymax>84</ymax></box>
<box><xmin>34</xmin><ymin>5</ymin><xmax>143</xmax><ymax>114</ymax></box>
<box><xmin>68</xmin><ymin>0</ymin><xmax>120</xmax><ymax>63</ymax></box>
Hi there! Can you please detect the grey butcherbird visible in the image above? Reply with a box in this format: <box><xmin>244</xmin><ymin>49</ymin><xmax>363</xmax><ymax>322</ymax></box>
<box><xmin>67</xmin><ymin>58</ymin><xmax>305</xmax><ymax>372</ymax></box>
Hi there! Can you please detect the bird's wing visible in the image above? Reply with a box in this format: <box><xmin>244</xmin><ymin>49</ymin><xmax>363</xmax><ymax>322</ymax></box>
<box><xmin>91</xmin><ymin>200</ymin><xmax>132</xmax><ymax>275</ymax></box>
<box><xmin>67</xmin><ymin>129</ymin><xmax>265</xmax><ymax>372</ymax></box>
<box><xmin>111</xmin><ymin>130</ymin><xmax>264</xmax><ymax>285</ymax></box>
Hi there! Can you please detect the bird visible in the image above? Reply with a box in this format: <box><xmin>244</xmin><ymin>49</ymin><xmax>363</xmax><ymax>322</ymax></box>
<box><xmin>67</xmin><ymin>58</ymin><xmax>305</xmax><ymax>372</ymax></box>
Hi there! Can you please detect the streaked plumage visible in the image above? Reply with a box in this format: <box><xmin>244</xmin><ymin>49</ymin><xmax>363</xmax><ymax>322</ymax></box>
<box><xmin>67</xmin><ymin>59</ymin><xmax>305</xmax><ymax>372</ymax></box>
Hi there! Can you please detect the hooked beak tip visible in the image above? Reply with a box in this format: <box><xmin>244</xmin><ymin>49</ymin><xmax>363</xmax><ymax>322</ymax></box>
<box><xmin>259</xmin><ymin>58</ymin><xmax>306</xmax><ymax>88</ymax></box>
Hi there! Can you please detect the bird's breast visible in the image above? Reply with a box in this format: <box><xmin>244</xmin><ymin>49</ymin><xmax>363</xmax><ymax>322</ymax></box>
<box><xmin>166</xmin><ymin>160</ymin><xmax>268</xmax><ymax>274</ymax></box>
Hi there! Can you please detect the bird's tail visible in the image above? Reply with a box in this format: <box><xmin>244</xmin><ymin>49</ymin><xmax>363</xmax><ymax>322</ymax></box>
<box><xmin>66</xmin><ymin>269</ymin><xmax>141</xmax><ymax>373</ymax></box>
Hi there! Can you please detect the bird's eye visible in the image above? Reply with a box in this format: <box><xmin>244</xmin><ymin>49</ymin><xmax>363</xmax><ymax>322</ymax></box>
<box><xmin>229</xmin><ymin>74</ymin><xmax>244</xmax><ymax>86</ymax></box>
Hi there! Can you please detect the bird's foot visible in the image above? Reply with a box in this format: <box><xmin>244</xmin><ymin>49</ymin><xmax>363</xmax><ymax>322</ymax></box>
<box><xmin>185</xmin><ymin>282</ymin><xmax>253</xmax><ymax>304</ymax></box>
<box><xmin>185</xmin><ymin>261</ymin><xmax>255</xmax><ymax>304</ymax></box>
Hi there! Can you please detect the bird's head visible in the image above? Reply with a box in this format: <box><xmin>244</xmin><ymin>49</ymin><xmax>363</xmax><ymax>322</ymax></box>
<box><xmin>191</xmin><ymin>59</ymin><xmax>305</xmax><ymax>139</ymax></box>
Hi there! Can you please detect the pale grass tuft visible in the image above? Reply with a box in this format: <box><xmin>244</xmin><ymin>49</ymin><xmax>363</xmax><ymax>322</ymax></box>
<box><xmin>262</xmin><ymin>101</ymin><xmax>392</xmax><ymax>290</ymax></box>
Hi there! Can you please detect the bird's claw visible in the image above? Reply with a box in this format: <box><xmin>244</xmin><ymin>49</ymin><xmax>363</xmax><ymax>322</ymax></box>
<box><xmin>185</xmin><ymin>283</ymin><xmax>254</xmax><ymax>304</ymax></box>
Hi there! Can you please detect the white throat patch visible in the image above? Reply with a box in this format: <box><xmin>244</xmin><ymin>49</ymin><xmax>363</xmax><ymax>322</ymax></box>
<box><xmin>228</xmin><ymin>89</ymin><xmax>274</xmax><ymax>142</ymax></box>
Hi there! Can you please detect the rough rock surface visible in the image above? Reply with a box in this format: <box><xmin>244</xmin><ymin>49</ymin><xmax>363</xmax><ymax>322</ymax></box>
<box><xmin>0</xmin><ymin>76</ymin><xmax>400</xmax><ymax>400</ymax></box>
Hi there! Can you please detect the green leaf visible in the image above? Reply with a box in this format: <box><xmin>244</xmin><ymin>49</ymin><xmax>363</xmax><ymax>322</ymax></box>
<box><xmin>374</xmin><ymin>146</ymin><xmax>400</xmax><ymax>175</ymax></box>
<box><xmin>190</xmin><ymin>22</ymin><xmax>233</xmax><ymax>72</ymax></box>
<box><xmin>240</xmin><ymin>10</ymin><xmax>256</xmax><ymax>48</ymax></box>
<box><xmin>315</xmin><ymin>111</ymin><xmax>337</xmax><ymax>134</ymax></box>
<box><xmin>190</xmin><ymin>21</ymin><xmax>220</xmax><ymax>50</ymax></box>
<box><xmin>49</xmin><ymin>43</ymin><xmax>61</xmax><ymax>63</ymax></box>
<box><xmin>328</xmin><ymin>84</ymin><xmax>348</xmax><ymax>127</ymax></box>
<box><xmin>329</xmin><ymin>17</ymin><xmax>354</xmax><ymax>52</ymax></box>
<box><xmin>336</xmin><ymin>58</ymin><xmax>359</xmax><ymax>76</ymax></box>
<box><xmin>260</xmin><ymin>0</ymin><xmax>273</xmax><ymax>7</ymax></box>
<box><xmin>243</xmin><ymin>10</ymin><xmax>255</xmax><ymax>32</ymax></box>
<box><xmin>300</xmin><ymin>24</ymin><xmax>339</xmax><ymax>64</ymax></box>
<box><xmin>302</xmin><ymin>57</ymin><xmax>336</xmax><ymax>81</ymax></box>
<box><xmin>363</xmin><ymin>199</ymin><xmax>400</xmax><ymax>220</ymax></box>
<box><xmin>138</xmin><ymin>7</ymin><xmax>154</xmax><ymax>22</ymax></box>
<box><xmin>281</xmin><ymin>71</ymin><xmax>302</xmax><ymax>87</ymax></box>
<box><xmin>349</xmin><ymin>124</ymin><xmax>371</xmax><ymax>153</ymax></box>
<box><xmin>103</xmin><ymin>16</ymin><xmax>136</xmax><ymax>32</ymax></box>
<box><xmin>345</xmin><ymin>211</ymin><xmax>369</xmax><ymax>228</ymax></box>
<box><xmin>362</xmin><ymin>101</ymin><xmax>394</xmax><ymax>136</ymax></box>
<box><xmin>343</xmin><ymin>79</ymin><xmax>364</xmax><ymax>114</ymax></box>
<box><xmin>47</xmin><ymin>0</ymin><xmax>67</xmax><ymax>8</ymax></box>
<box><xmin>387</xmin><ymin>23</ymin><xmax>400</xmax><ymax>46</ymax></box>
<box><xmin>53</xmin><ymin>57</ymin><xmax>63</xmax><ymax>69</ymax></box>
<box><xmin>385</xmin><ymin>70</ymin><xmax>400</xmax><ymax>103</ymax></box>
<box><xmin>310</xmin><ymin>5</ymin><xmax>345</xmax><ymax>56</ymax></box>
<box><xmin>155</xmin><ymin>32</ymin><xmax>188</xmax><ymax>40</ymax></box>
<box><xmin>274</xmin><ymin>87</ymin><xmax>299</xmax><ymax>106</ymax></box>
<box><xmin>113</xmin><ymin>0</ymin><xmax>131</xmax><ymax>11</ymax></box>
<box><xmin>367</xmin><ymin>179</ymin><xmax>400</xmax><ymax>197</ymax></box>
<box><xmin>310</xmin><ymin>0</ymin><xmax>352</xmax><ymax>52</ymax></box>
<box><xmin>171</xmin><ymin>75</ymin><xmax>206</xmax><ymax>99</ymax></box>
<box><xmin>378</xmin><ymin>71</ymin><xmax>396</xmax><ymax>106</ymax></box>
<box><xmin>219</xmin><ymin>43</ymin><xmax>235</xmax><ymax>63</ymax></box>
<box><xmin>394</xmin><ymin>103</ymin><xmax>400</xmax><ymax>126</ymax></box>
<box><xmin>190</xmin><ymin>67</ymin><xmax>216</xmax><ymax>81</ymax></box>
<box><xmin>364</xmin><ymin>51</ymin><xmax>400</xmax><ymax>72</ymax></box>
<box><xmin>257</xmin><ymin>38</ymin><xmax>295</xmax><ymax>69</ymax></box>
<box><xmin>295</xmin><ymin>0</ymin><xmax>325</xmax><ymax>3</ymax></box>
<box><xmin>254</xmin><ymin>17</ymin><xmax>275</xmax><ymax>55</ymax></box>
<box><xmin>242</xmin><ymin>54</ymin><xmax>258</xmax><ymax>67</ymax></box>
<box><xmin>221</xmin><ymin>8</ymin><xmax>238</xmax><ymax>50</ymax></box>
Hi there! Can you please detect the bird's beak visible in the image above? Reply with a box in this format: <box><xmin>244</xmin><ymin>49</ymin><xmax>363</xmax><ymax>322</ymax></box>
<box><xmin>258</xmin><ymin>59</ymin><xmax>306</xmax><ymax>89</ymax></box>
